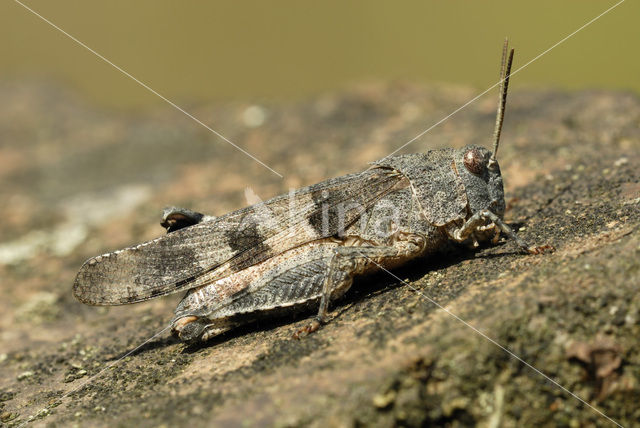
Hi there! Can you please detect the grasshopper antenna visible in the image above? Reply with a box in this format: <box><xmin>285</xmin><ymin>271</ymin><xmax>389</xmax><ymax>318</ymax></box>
<box><xmin>490</xmin><ymin>38</ymin><xmax>515</xmax><ymax>164</ymax></box>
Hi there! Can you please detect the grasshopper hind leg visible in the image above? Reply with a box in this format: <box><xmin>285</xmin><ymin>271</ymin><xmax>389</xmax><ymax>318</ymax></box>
<box><xmin>292</xmin><ymin>254</ymin><xmax>355</xmax><ymax>339</ymax></box>
<box><xmin>294</xmin><ymin>237</ymin><xmax>425</xmax><ymax>339</ymax></box>
<box><xmin>161</xmin><ymin>206</ymin><xmax>215</xmax><ymax>233</ymax></box>
<box><xmin>173</xmin><ymin>316</ymin><xmax>208</xmax><ymax>343</ymax></box>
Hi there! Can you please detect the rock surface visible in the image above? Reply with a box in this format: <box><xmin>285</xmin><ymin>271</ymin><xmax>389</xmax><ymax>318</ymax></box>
<box><xmin>0</xmin><ymin>81</ymin><xmax>638</xmax><ymax>427</ymax></box>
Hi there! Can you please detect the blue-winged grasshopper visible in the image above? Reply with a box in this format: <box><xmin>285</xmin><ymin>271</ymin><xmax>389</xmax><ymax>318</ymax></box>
<box><xmin>73</xmin><ymin>41</ymin><xmax>550</xmax><ymax>343</ymax></box>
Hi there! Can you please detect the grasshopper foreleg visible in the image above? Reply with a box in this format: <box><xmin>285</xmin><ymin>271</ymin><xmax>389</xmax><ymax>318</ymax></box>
<box><xmin>451</xmin><ymin>209</ymin><xmax>553</xmax><ymax>254</ymax></box>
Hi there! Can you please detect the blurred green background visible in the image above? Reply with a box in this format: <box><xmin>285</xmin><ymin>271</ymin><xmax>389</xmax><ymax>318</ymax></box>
<box><xmin>1</xmin><ymin>0</ymin><xmax>637</xmax><ymax>109</ymax></box>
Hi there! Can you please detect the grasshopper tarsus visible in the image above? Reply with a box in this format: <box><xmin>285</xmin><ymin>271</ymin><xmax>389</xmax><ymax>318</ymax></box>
<box><xmin>293</xmin><ymin>319</ymin><xmax>323</xmax><ymax>340</ymax></box>
<box><xmin>525</xmin><ymin>244</ymin><xmax>555</xmax><ymax>255</ymax></box>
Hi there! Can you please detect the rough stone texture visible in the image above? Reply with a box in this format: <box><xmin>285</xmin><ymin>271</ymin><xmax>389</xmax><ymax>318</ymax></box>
<box><xmin>0</xmin><ymin>80</ymin><xmax>638</xmax><ymax>427</ymax></box>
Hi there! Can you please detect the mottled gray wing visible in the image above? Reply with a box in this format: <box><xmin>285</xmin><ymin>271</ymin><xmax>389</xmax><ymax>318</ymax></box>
<box><xmin>73</xmin><ymin>168</ymin><xmax>402</xmax><ymax>305</ymax></box>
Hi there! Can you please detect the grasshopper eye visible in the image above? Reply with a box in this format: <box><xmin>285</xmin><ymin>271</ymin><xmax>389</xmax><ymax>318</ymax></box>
<box><xmin>463</xmin><ymin>148</ymin><xmax>486</xmax><ymax>175</ymax></box>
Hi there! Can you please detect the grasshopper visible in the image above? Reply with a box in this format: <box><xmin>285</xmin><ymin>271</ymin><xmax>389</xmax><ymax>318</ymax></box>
<box><xmin>73</xmin><ymin>41</ymin><xmax>550</xmax><ymax>343</ymax></box>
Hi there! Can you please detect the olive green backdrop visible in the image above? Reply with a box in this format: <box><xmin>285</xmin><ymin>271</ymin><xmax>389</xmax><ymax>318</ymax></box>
<box><xmin>1</xmin><ymin>1</ymin><xmax>637</xmax><ymax>109</ymax></box>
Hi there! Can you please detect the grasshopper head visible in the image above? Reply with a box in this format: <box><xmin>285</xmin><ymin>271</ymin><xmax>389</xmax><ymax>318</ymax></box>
<box><xmin>456</xmin><ymin>145</ymin><xmax>506</xmax><ymax>218</ymax></box>
<box><xmin>455</xmin><ymin>38</ymin><xmax>514</xmax><ymax>220</ymax></box>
